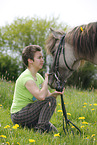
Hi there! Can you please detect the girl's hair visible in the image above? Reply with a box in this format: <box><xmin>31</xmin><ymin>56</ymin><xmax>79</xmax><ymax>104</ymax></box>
<box><xmin>22</xmin><ymin>45</ymin><xmax>42</xmax><ymax>66</ymax></box>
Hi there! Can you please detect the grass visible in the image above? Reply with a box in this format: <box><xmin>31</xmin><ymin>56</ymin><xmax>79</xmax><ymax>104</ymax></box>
<box><xmin>0</xmin><ymin>80</ymin><xmax>97</xmax><ymax>145</ymax></box>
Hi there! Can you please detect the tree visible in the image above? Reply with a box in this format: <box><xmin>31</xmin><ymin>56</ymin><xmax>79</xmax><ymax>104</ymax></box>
<box><xmin>0</xmin><ymin>16</ymin><xmax>68</xmax><ymax>78</ymax></box>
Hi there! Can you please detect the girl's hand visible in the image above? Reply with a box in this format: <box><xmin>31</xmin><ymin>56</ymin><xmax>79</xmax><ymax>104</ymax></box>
<box><xmin>44</xmin><ymin>73</ymin><xmax>49</xmax><ymax>84</ymax></box>
<box><xmin>51</xmin><ymin>88</ymin><xmax>65</xmax><ymax>98</ymax></box>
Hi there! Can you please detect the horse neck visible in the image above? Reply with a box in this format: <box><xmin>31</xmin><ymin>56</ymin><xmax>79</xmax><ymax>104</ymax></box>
<box><xmin>64</xmin><ymin>43</ymin><xmax>80</xmax><ymax>70</ymax></box>
<box><xmin>75</xmin><ymin>48</ymin><xmax>97</xmax><ymax>65</ymax></box>
<box><xmin>65</xmin><ymin>42</ymin><xmax>97</xmax><ymax>66</ymax></box>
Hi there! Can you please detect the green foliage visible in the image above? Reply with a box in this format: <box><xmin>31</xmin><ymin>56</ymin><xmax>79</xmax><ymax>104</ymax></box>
<box><xmin>0</xmin><ymin>52</ymin><xmax>19</xmax><ymax>81</ymax></box>
<box><xmin>67</xmin><ymin>62</ymin><xmax>97</xmax><ymax>89</ymax></box>
<box><xmin>0</xmin><ymin>81</ymin><xmax>97</xmax><ymax>145</ymax></box>
<box><xmin>0</xmin><ymin>16</ymin><xmax>68</xmax><ymax>77</ymax></box>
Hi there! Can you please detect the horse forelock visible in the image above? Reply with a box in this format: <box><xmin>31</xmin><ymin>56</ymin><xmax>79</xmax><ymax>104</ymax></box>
<box><xmin>66</xmin><ymin>22</ymin><xmax>97</xmax><ymax>57</ymax></box>
<box><xmin>45</xmin><ymin>33</ymin><xmax>56</xmax><ymax>56</ymax></box>
<box><xmin>45</xmin><ymin>30</ymin><xmax>64</xmax><ymax>56</ymax></box>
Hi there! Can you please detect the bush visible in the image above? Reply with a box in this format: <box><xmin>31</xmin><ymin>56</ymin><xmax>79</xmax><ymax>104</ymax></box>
<box><xmin>0</xmin><ymin>53</ymin><xmax>19</xmax><ymax>81</ymax></box>
<box><xmin>66</xmin><ymin>62</ymin><xmax>97</xmax><ymax>89</ymax></box>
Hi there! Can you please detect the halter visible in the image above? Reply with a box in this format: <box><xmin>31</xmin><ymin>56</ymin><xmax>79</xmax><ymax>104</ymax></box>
<box><xmin>49</xmin><ymin>33</ymin><xmax>73</xmax><ymax>91</ymax></box>
<box><xmin>49</xmin><ymin>34</ymin><xmax>81</xmax><ymax>135</ymax></box>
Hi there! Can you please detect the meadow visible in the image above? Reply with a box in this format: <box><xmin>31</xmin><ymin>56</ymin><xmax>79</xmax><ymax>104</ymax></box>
<box><xmin>0</xmin><ymin>80</ymin><xmax>97</xmax><ymax>145</ymax></box>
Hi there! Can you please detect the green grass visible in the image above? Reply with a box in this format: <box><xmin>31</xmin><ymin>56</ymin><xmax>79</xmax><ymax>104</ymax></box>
<box><xmin>0</xmin><ymin>80</ymin><xmax>97</xmax><ymax>145</ymax></box>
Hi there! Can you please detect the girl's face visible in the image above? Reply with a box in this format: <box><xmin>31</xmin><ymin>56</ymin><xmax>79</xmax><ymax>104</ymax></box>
<box><xmin>33</xmin><ymin>51</ymin><xmax>44</xmax><ymax>70</ymax></box>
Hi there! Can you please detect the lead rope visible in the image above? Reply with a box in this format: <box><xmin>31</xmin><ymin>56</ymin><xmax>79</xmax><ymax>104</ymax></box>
<box><xmin>56</xmin><ymin>80</ymin><xmax>81</xmax><ymax>136</ymax></box>
<box><xmin>52</xmin><ymin>34</ymin><xmax>81</xmax><ymax>136</ymax></box>
<box><xmin>60</xmin><ymin>92</ymin><xmax>81</xmax><ymax>136</ymax></box>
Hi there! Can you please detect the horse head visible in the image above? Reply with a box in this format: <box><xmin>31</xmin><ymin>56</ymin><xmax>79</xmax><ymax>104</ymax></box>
<box><xmin>46</xmin><ymin>28</ymin><xmax>80</xmax><ymax>90</ymax></box>
<box><xmin>46</xmin><ymin>22</ymin><xmax>97</xmax><ymax>90</ymax></box>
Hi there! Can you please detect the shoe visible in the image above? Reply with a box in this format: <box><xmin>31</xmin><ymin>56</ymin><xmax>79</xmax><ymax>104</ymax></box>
<box><xmin>47</xmin><ymin>122</ymin><xmax>58</xmax><ymax>133</ymax></box>
<box><xmin>34</xmin><ymin>122</ymin><xmax>58</xmax><ymax>133</ymax></box>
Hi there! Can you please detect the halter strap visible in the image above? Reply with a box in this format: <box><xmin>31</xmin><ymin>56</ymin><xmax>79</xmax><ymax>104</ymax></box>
<box><xmin>53</xmin><ymin>34</ymin><xmax>74</xmax><ymax>75</ymax></box>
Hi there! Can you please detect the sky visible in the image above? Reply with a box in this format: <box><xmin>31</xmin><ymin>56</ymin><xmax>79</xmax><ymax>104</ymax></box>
<box><xmin>0</xmin><ymin>0</ymin><xmax>97</xmax><ymax>28</ymax></box>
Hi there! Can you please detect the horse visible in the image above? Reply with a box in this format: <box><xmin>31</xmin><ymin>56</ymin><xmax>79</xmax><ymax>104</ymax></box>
<box><xmin>45</xmin><ymin>22</ymin><xmax>97</xmax><ymax>135</ymax></box>
<box><xmin>46</xmin><ymin>22</ymin><xmax>97</xmax><ymax>91</ymax></box>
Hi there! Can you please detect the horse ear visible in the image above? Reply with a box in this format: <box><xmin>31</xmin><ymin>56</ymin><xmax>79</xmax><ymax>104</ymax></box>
<box><xmin>50</xmin><ymin>27</ymin><xmax>62</xmax><ymax>39</ymax></box>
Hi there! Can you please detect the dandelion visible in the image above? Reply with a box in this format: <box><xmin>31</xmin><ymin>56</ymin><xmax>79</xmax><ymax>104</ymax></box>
<box><xmin>54</xmin><ymin>133</ymin><xmax>60</xmax><ymax>137</ymax></box>
<box><xmin>86</xmin><ymin>136</ymin><xmax>90</xmax><ymax>139</ymax></box>
<box><xmin>12</xmin><ymin>124</ymin><xmax>19</xmax><ymax>129</ymax></box>
<box><xmin>0</xmin><ymin>135</ymin><xmax>7</xmax><ymax>138</ymax></box>
<box><xmin>83</xmin><ymin>106</ymin><xmax>86</xmax><ymax>108</ymax></box>
<box><xmin>58</xmin><ymin>103</ymin><xmax>61</xmax><ymax>105</ymax></box>
<box><xmin>80</xmin><ymin>27</ymin><xmax>83</xmax><ymax>32</ymax></box>
<box><xmin>93</xmin><ymin>103</ymin><xmax>97</xmax><ymax>106</ymax></box>
<box><xmin>4</xmin><ymin>125</ymin><xmax>10</xmax><ymax>128</ymax></box>
<box><xmin>67</xmin><ymin>113</ymin><xmax>71</xmax><ymax>116</ymax></box>
<box><xmin>81</xmin><ymin>126</ymin><xmax>85</xmax><ymax>128</ymax></box>
<box><xmin>29</xmin><ymin>139</ymin><xmax>35</xmax><ymax>143</ymax></box>
<box><xmin>91</xmin><ymin>108</ymin><xmax>95</xmax><ymax>111</ymax></box>
<box><xmin>6</xmin><ymin>142</ymin><xmax>10</xmax><ymax>145</ymax></box>
<box><xmin>57</xmin><ymin>110</ymin><xmax>62</xmax><ymax>112</ymax></box>
<box><xmin>84</xmin><ymin>103</ymin><xmax>87</xmax><ymax>105</ymax></box>
<box><xmin>91</xmin><ymin>134</ymin><xmax>95</xmax><ymax>137</ymax></box>
<box><xmin>89</xmin><ymin>104</ymin><xmax>92</xmax><ymax>106</ymax></box>
<box><xmin>82</xmin><ymin>122</ymin><xmax>88</xmax><ymax>125</ymax></box>
<box><xmin>15</xmin><ymin>124</ymin><xmax>19</xmax><ymax>127</ymax></box>
<box><xmin>12</xmin><ymin>126</ymin><xmax>17</xmax><ymax>129</ymax></box>
<box><xmin>0</xmin><ymin>104</ymin><xmax>2</xmax><ymax>109</ymax></box>
<box><xmin>71</xmin><ymin>126</ymin><xmax>75</xmax><ymax>128</ymax></box>
<box><xmin>78</xmin><ymin>117</ymin><xmax>85</xmax><ymax>119</ymax></box>
<box><xmin>17</xmin><ymin>142</ymin><xmax>20</xmax><ymax>145</ymax></box>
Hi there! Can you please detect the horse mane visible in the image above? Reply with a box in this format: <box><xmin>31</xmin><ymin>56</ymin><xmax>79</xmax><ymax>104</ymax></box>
<box><xmin>46</xmin><ymin>22</ymin><xmax>97</xmax><ymax>57</ymax></box>
<box><xmin>65</xmin><ymin>22</ymin><xmax>97</xmax><ymax>57</ymax></box>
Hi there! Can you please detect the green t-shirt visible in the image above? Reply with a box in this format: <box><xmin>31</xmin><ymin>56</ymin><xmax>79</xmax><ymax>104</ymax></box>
<box><xmin>11</xmin><ymin>69</ymin><xmax>44</xmax><ymax>113</ymax></box>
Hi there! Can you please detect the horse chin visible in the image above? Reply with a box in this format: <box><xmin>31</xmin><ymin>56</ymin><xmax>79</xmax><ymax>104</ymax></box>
<box><xmin>48</xmin><ymin>78</ymin><xmax>57</xmax><ymax>90</ymax></box>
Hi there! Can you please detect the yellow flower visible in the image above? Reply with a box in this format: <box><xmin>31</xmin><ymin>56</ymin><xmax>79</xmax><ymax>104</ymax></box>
<box><xmin>89</xmin><ymin>104</ymin><xmax>92</xmax><ymax>106</ymax></box>
<box><xmin>12</xmin><ymin>124</ymin><xmax>19</xmax><ymax>129</ymax></box>
<box><xmin>71</xmin><ymin>126</ymin><xmax>75</xmax><ymax>128</ymax></box>
<box><xmin>84</xmin><ymin>103</ymin><xmax>87</xmax><ymax>105</ymax></box>
<box><xmin>86</xmin><ymin>136</ymin><xmax>89</xmax><ymax>139</ymax></box>
<box><xmin>12</xmin><ymin>126</ymin><xmax>17</xmax><ymax>129</ymax></box>
<box><xmin>91</xmin><ymin>134</ymin><xmax>95</xmax><ymax>137</ymax></box>
<box><xmin>67</xmin><ymin>113</ymin><xmax>71</xmax><ymax>116</ymax></box>
<box><xmin>4</xmin><ymin>125</ymin><xmax>10</xmax><ymax>128</ymax></box>
<box><xmin>91</xmin><ymin>108</ymin><xmax>95</xmax><ymax>111</ymax></box>
<box><xmin>29</xmin><ymin>139</ymin><xmax>35</xmax><ymax>143</ymax></box>
<box><xmin>80</xmin><ymin>27</ymin><xmax>83</xmax><ymax>32</ymax></box>
<box><xmin>57</xmin><ymin>110</ymin><xmax>62</xmax><ymax>112</ymax></box>
<box><xmin>54</xmin><ymin>133</ymin><xmax>60</xmax><ymax>137</ymax></box>
<box><xmin>58</xmin><ymin>103</ymin><xmax>61</xmax><ymax>105</ymax></box>
<box><xmin>78</xmin><ymin>117</ymin><xmax>85</xmax><ymax>119</ymax></box>
<box><xmin>15</xmin><ymin>124</ymin><xmax>19</xmax><ymax>127</ymax></box>
<box><xmin>83</xmin><ymin>106</ymin><xmax>86</xmax><ymax>108</ymax></box>
<box><xmin>6</xmin><ymin>142</ymin><xmax>10</xmax><ymax>145</ymax></box>
<box><xmin>0</xmin><ymin>135</ymin><xmax>7</xmax><ymax>138</ymax></box>
<box><xmin>82</xmin><ymin>122</ymin><xmax>88</xmax><ymax>125</ymax></box>
<box><xmin>0</xmin><ymin>104</ymin><xmax>2</xmax><ymax>107</ymax></box>
<box><xmin>93</xmin><ymin>103</ymin><xmax>97</xmax><ymax>106</ymax></box>
<box><xmin>81</xmin><ymin>126</ymin><xmax>85</xmax><ymax>128</ymax></box>
<box><xmin>17</xmin><ymin>142</ymin><xmax>20</xmax><ymax>145</ymax></box>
